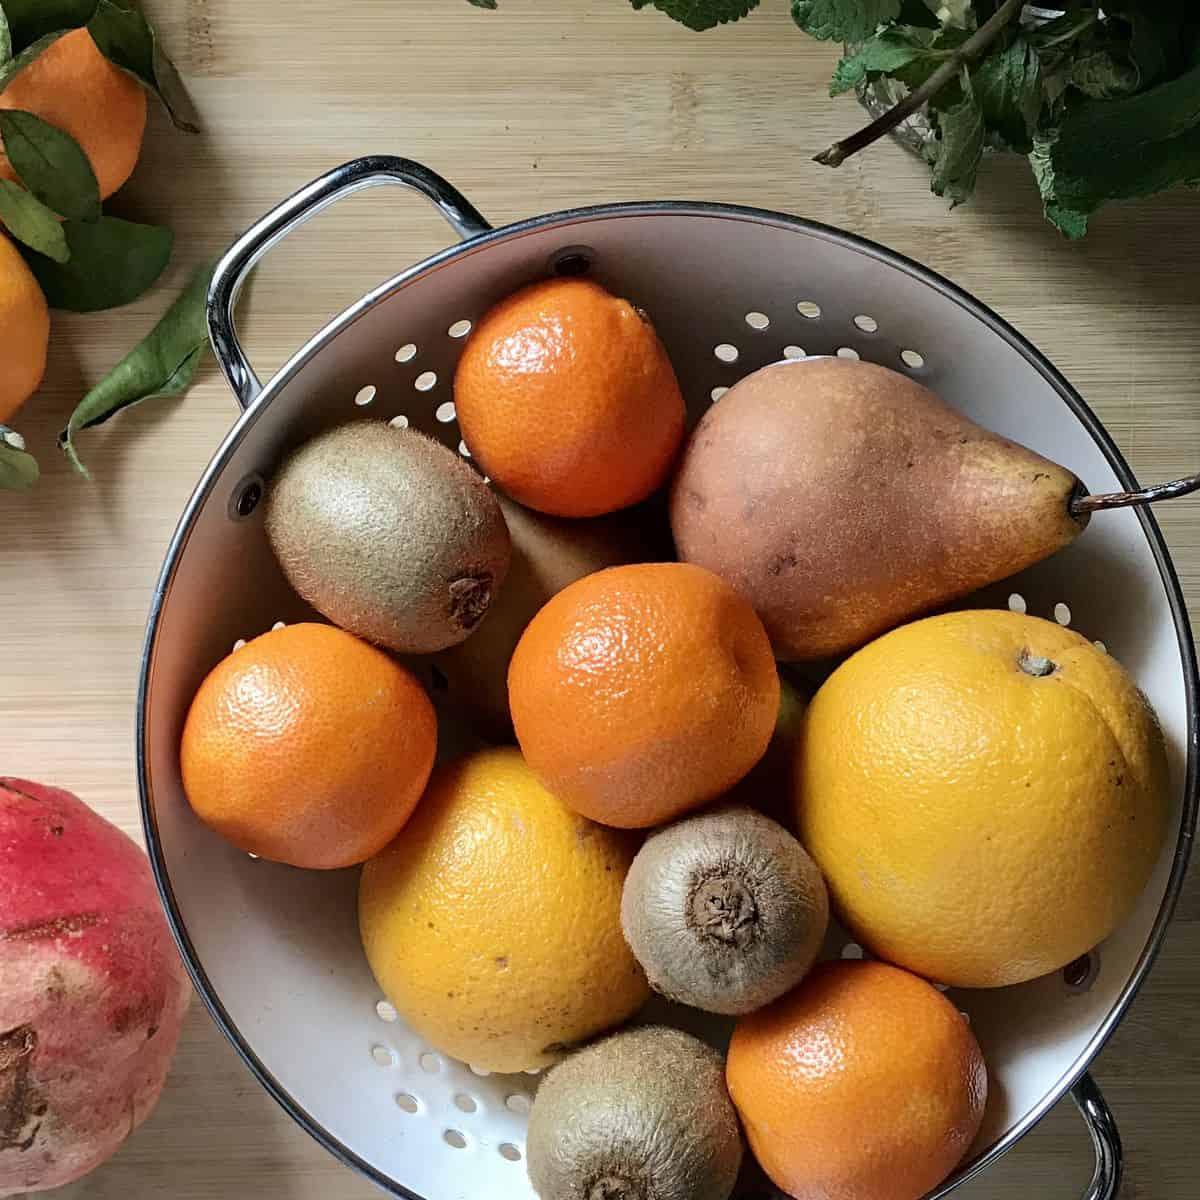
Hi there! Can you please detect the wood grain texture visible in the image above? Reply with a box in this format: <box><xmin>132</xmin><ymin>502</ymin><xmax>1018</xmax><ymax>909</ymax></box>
<box><xmin>1</xmin><ymin>1</ymin><xmax>1196</xmax><ymax>1197</ymax></box>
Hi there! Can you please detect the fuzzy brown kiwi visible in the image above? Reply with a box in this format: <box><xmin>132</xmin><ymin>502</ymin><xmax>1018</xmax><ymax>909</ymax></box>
<box><xmin>525</xmin><ymin>1025</ymin><xmax>742</xmax><ymax>1200</ymax></box>
<box><xmin>621</xmin><ymin>806</ymin><xmax>828</xmax><ymax>1015</ymax></box>
<box><xmin>265</xmin><ymin>422</ymin><xmax>510</xmax><ymax>654</ymax></box>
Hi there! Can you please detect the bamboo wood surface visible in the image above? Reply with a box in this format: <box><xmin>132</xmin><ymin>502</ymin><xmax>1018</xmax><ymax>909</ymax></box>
<box><xmin>1</xmin><ymin>2</ymin><xmax>1197</xmax><ymax>1197</ymax></box>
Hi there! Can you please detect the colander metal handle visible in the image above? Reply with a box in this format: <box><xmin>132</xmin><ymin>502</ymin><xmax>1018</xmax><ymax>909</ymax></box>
<box><xmin>207</xmin><ymin>156</ymin><xmax>492</xmax><ymax>410</ymax></box>
<box><xmin>1072</xmin><ymin>1073</ymin><xmax>1122</xmax><ymax>1200</ymax></box>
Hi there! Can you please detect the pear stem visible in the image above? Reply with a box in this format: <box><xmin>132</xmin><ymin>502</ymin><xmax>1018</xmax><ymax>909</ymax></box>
<box><xmin>1071</xmin><ymin>472</ymin><xmax>1200</xmax><ymax>516</ymax></box>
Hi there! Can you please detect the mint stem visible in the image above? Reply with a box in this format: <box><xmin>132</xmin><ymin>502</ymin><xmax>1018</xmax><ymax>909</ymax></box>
<box><xmin>814</xmin><ymin>0</ymin><xmax>1026</xmax><ymax>168</ymax></box>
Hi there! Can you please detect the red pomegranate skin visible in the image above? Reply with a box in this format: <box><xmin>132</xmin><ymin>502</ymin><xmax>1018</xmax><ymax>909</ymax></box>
<box><xmin>0</xmin><ymin>779</ymin><xmax>191</xmax><ymax>1195</ymax></box>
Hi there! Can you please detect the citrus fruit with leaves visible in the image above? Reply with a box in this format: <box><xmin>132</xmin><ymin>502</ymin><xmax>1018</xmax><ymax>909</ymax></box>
<box><xmin>0</xmin><ymin>231</ymin><xmax>49</xmax><ymax>423</ymax></box>
<box><xmin>181</xmin><ymin>623</ymin><xmax>437</xmax><ymax>870</ymax></box>
<box><xmin>509</xmin><ymin>562</ymin><xmax>780</xmax><ymax>828</ymax></box>
<box><xmin>453</xmin><ymin>278</ymin><xmax>686</xmax><ymax>517</ymax></box>
<box><xmin>796</xmin><ymin>610</ymin><xmax>1170</xmax><ymax>988</ymax></box>
<box><xmin>359</xmin><ymin>747</ymin><xmax>649</xmax><ymax>1073</ymax></box>
<box><xmin>0</xmin><ymin>28</ymin><xmax>147</xmax><ymax>201</ymax></box>
<box><xmin>728</xmin><ymin>960</ymin><xmax>987</xmax><ymax>1200</ymax></box>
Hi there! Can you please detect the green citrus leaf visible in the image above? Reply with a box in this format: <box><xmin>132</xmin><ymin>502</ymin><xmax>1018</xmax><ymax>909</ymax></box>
<box><xmin>0</xmin><ymin>428</ymin><xmax>39</xmax><ymax>491</ymax></box>
<box><xmin>0</xmin><ymin>1</ymin><xmax>97</xmax><ymax>53</ymax></box>
<box><xmin>0</xmin><ymin>109</ymin><xmax>100</xmax><ymax>221</ymax></box>
<box><xmin>60</xmin><ymin>262</ymin><xmax>214</xmax><ymax>474</ymax></box>
<box><xmin>23</xmin><ymin>216</ymin><xmax>171</xmax><ymax>311</ymax></box>
<box><xmin>0</xmin><ymin>179</ymin><xmax>69</xmax><ymax>261</ymax></box>
<box><xmin>88</xmin><ymin>1</ymin><xmax>200</xmax><ymax>132</ymax></box>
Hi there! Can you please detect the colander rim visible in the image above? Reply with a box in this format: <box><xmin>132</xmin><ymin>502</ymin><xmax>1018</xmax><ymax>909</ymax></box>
<box><xmin>138</xmin><ymin>197</ymin><xmax>1199</xmax><ymax>1200</ymax></box>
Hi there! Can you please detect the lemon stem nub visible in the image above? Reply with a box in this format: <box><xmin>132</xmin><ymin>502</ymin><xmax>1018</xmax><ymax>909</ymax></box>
<box><xmin>1018</xmin><ymin>652</ymin><xmax>1057</xmax><ymax>678</ymax></box>
<box><xmin>588</xmin><ymin>1177</ymin><xmax>642</xmax><ymax>1200</ymax></box>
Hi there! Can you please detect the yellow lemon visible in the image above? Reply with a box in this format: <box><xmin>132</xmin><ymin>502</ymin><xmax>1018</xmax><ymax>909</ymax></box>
<box><xmin>359</xmin><ymin>747</ymin><xmax>649</xmax><ymax>1073</ymax></box>
<box><xmin>796</xmin><ymin>610</ymin><xmax>1170</xmax><ymax>988</ymax></box>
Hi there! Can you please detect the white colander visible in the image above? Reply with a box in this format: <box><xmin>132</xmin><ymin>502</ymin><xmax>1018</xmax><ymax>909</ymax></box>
<box><xmin>137</xmin><ymin>157</ymin><xmax>1197</xmax><ymax>1200</ymax></box>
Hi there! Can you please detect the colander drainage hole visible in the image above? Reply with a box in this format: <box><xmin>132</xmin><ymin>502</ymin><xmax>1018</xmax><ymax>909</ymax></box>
<box><xmin>854</xmin><ymin>314</ymin><xmax>879</xmax><ymax>333</ymax></box>
<box><xmin>959</xmin><ymin>1011</ymin><xmax>971</xmax><ymax>1026</ymax></box>
<box><xmin>435</xmin><ymin>401</ymin><xmax>457</xmax><ymax>423</ymax></box>
<box><xmin>417</xmin><ymin>372</ymin><xmax>439</xmax><ymax>394</ymax></box>
<box><xmin>711</xmin><ymin>386</ymin><xmax>729</xmax><ymax>403</ymax></box>
<box><xmin>901</xmin><ymin>348</ymin><xmax>926</xmax><ymax>370</ymax></box>
<box><xmin>714</xmin><ymin>343</ymin><xmax>739</xmax><ymax>364</ymax></box>
<box><xmin>453</xmin><ymin>1093</ymin><xmax>478</xmax><ymax>1114</ymax></box>
<box><xmin>505</xmin><ymin>1094</ymin><xmax>532</xmax><ymax>1115</ymax></box>
<box><xmin>371</xmin><ymin>1044</ymin><xmax>395</xmax><ymax>1068</ymax></box>
<box><xmin>376</xmin><ymin>1000</ymin><xmax>398</xmax><ymax>1023</ymax></box>
<box><xmin>232</xmin><ymin>638</ymin><xmax>247</xmax><ymax>652</ymax></box>
<box><xmin>448</xmin><ymin>319</ymin><xmax>473</xmax><ymax>339</ymax></box>
<box><xmin>395</xmin><ymin>343</ymin><xmax>418</xmax><ymax>363</ymax></box>
<box><xmin>271</xmin><ymin>621</ymin><xmax>286</xmax><ymax>631</ymax></box>
<box><xmin>499</xmin><ymin>1144</ymin><xmax>523</xmax><ymax>1163</ymax></box>
<box><xmin>1007</xmin><ymin>593</ymin><xmax>1028</xmax><ymax>615</ymax></box>
<box><xmin>782</xmin><ymin>345</ymin><xmax>806</xmax><ymax>360</ymax></box>
<box><xmin>745</xmin><ymin>312</ymin><xmax>770</xmax><ymax>331</ymax></box>
<box><xmin>1063</xmin><ymin>952</ymin><xmax>1097</xmax><ymax>990</ymax></box>
<box><xmin>395</xmin><ymin>1093</ymin><xmax>420</xmax><ymax>1114</ymax></box>
<box><xmin>459</xmin><ymin>440</ymin><xmax>471</xmax><ymax>458</ymax></box>
<box><xmin>1054</xmin><ymin>602</ymin><xmax>1072</xmax><ymax>626</ymax></box>
<box><xmin>354</xmin><ymin>385</ymin><xmax>377</xmax><ymax>407</ymax></box>
<box><xmin>836</xmin><ymin>347</ymin><xmax>860</xmax><ymax>361</ymax></box>
<box><xmin>469</xmin><ymin>1064</ymin><xmax>492</xmax><ymax>1077</ymax></box>
<box><xmin>796</xmin><ymin>300</ymin><xmax>822</xmax><ymax>320</ymax></box>
<box><xmin>443</xmin><ymin>1130</ymin><xmax>468</xmax><ymax>1150</ymax></box>
<box><xmin>389</xmin><ymin>414</ymin><xmax>410</xmax><ymax>429</ymax></box>
<box><xmin>419</xmin><ymin>1052</ymin><xmax>442</xmax><ymax>1074</ymax></box>
<box><xmin>1095</xmin><ymin>641</ymin><xmax>1108</xmax><ymax>654</ymax></box>
<box><xmin>841</xmin><ymin>942</ymin><xmax>864</xmax><ymax>960</ymax></box>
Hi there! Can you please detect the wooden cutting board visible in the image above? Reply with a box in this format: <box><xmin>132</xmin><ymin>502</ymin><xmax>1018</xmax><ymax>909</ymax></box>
<box><xmin>2</xmin><ymin>2</ymin><xmax>1196</xmax><ymax>1197</ymax></box>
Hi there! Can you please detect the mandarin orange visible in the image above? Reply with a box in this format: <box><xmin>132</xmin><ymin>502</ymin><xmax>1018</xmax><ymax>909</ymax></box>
<box><xmin>508</xmin><ymin>562</ymin><xmax>779</xmax><ymax>828</ymax></box>
<box><xmin>180</xmin><ymin>623</ymin><xmax>436</xmax><ymax>870</ymax></box>
<box><xmin>453</xmin><ymin>278</ymin><xmax>685</xmax><ymax>517</ymax></box>
<box><xmin>727</xmin><ymin>960</ymin><xmax>987</xmax><ymax>1200</ymax></box>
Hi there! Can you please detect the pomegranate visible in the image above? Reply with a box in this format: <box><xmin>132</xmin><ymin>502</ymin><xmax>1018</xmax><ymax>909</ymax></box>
<box><xmin>0</xmin><ymin>779</ymin><xmax>191</xmax><ymax>1195</ymax></box>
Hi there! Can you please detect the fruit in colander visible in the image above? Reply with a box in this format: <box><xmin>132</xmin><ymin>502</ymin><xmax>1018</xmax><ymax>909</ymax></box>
<box><xmin>620</xmin><ymin>805</ymin><xmax>828</xmax><ymax>1015</ymax></box>
<box><xmin>670</xmin><ymin>357</ymin><xmax>1090</xmax><ymax>661</ymax></box>
<box><xmin>795</xmin><ymin>610</ymin><xmax>1170</xmax><ymax>988</ymax></box>
<box><xmin>0</xmin><ymin>779</ymin><xmax>191</xmax><ymax>1196</ymax></box>
<box><xmin>526</xmin><ymin>1025</ymin><xmax>743</xmax><ymax>1200</ymax></box>
<box><xmin>266</xmin><ymin>421</ymin><xmax>511</xmax><ymax>654</ymax></box>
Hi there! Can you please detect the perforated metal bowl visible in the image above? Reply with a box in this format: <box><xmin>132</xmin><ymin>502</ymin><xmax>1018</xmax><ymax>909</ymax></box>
<box><xmin>138</xmin><ymin>157</ymin><xmax>1197</xmax><ymax>1200</ymax></box>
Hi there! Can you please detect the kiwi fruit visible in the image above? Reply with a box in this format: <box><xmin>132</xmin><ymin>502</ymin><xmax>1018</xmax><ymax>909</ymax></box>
<box><xmin>621</xmin><ymin>806</ymin><xmax>828</xmax><ymax>1015</ymax></box>
<box><xmin>526</xmin><ymin>1025</ymin><xmax>742</xmax><ymax>1200</ymax></box>
<box><xmin>265</xmin><ymin>422</ymin><xmax>510</xmax><ymax>653</ymax></box>
<box><xmin>428</xmin><ymin>495</ymin><xmax>670</xmax><ymax>738</ymax></box>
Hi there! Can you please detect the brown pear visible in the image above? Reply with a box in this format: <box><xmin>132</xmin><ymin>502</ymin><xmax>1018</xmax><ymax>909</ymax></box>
<box><xmin>670</xmin><ymin>358</ymin><xmax>1089</xmax><ymax>661</ymax></box>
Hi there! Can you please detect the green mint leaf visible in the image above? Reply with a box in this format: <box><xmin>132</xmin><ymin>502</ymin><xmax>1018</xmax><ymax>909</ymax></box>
<box><xmin>631</xmin><ymin>0</ymin><xmax>759</xmax><ymax>32</ymax></box>
<box><xmin>0</xmin><ymin>109</ymin><xmax>100</xmax><ymax>221</ymax></box>
<box><xmin>466</xmin><ymin>0</ymin><xmax>498</xmax><ymax>6</ymax></box>
<box><xmin>88</xmin><ymin>1</ymin><xmax>200</xmax><ymax>133</ymax></box>
<box><xmin>0</xmin><ymin>1</ymin><xmax>97</xmax><ymax>53</ymax></box>
<box><xmin>1070</xmin><ymin>49</ymin><xmax>1139</xmax><ymax>100</ymax></box>
<box><xmin>23</xmin><ymin>216</ymin><xmax>171</xmax><ymax>311</ymax></box>
<box><xmin>973</xmin><ymin>35</ymin><xmax>1040</xmax><ymax>152</ymax></box>
<box><xmin>928</xmin><ymin>69</ymin><xmax>983</xmax><ymax>207</ymax></box>
<box><xmin>792</xmin><ymin>0</ymin><xmax>901</xmax><ymax>43</ymax></box>
<box><xmin>830</xmin><ymin>31</ymin><xmax>936</xmax><ymax>97</ymax></box>
<box><xmin>60</xmin><ymin>262</ymin><xmax>214</xmax><ymax>474</ymax></box>
<box><xmin>0</xmin><ymin>179</ymin><xmax>69</xmax><ymax>261</ymax></box>
<box><xmin>0</xmin><ymin>33</ymin><xmax>68</xmax><ymax>95</ymax></box>
<box><xmin>0</xmin><ymin>8</ymin><xmax>12</xmax><ymax>64</ymax></box>
<box><xmin>0</xmin><ymin>428</ymin><xmax>38</xmax><ymax>491</ymax></box>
